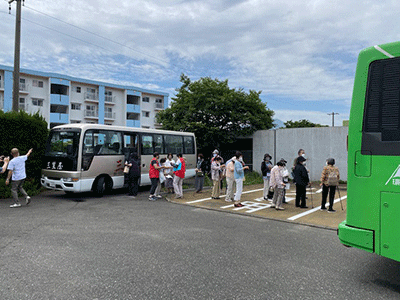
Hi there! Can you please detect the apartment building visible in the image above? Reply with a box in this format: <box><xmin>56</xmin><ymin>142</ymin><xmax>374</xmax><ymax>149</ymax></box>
<box><xmin>0</xmin><ymin>64</ymin><xmax>168</xmax><ymax>129</ymax></box>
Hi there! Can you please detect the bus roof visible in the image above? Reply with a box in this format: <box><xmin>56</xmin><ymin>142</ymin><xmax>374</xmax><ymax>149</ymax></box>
<box><xmin>51</xmin><ymin>123</ymin><xmax>195</xmax><ymax>136</ymax></box>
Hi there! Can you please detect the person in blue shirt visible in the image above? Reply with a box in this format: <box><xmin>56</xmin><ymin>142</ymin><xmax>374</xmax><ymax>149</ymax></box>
<box><xmin>234</xmin><ymin>151</ymin><xmax>249</xmax><ymax>208</ymax></box>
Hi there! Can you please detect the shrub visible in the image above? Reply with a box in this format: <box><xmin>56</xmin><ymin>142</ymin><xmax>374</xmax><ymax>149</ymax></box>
<box><xmin>0</xmin><ymin>111</ymin><xmax>48</xmax><ymax>199</ymax></box>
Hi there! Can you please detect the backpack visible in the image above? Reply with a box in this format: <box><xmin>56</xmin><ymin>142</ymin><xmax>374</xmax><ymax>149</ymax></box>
<box><xmin>327</xmin><ymin>168</ymin><xmax>339</xmax><ymax>186</ymax></box>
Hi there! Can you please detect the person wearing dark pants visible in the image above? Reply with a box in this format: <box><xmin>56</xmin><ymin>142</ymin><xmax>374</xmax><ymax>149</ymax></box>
<box><xmin>148</xmin><ymin>152</ymin><xmax>163</xmax><ymax>201</ymax></box>
<box><xmin>293</xmin><ymin>156</ymin><xmax>310</xmax><ymax>208</ymax></box>
<box><xmin>320</xmin><ymin>158</ymin><xmax>340</xmax><ymax>213</ymax></box>
<box><xmin>126</xmin><ymin>152</ymin><xmax>140</xmax><ymax>197</ymax></box>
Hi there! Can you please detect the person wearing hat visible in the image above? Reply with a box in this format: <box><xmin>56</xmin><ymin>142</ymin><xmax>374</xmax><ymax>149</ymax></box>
<box><xmin>211</xmin><ymin>149</ymin><xmax>224</xmax><ymax>190</ymax></box>
<box><xmin>293</xmin><ymin>156</ymin><xmax>310</xmax><ymax>208</ymax></box>
<box><xmin>279</xmin><ymin>158</ymin><xmax>290</xmax><ymax>203</ymax></box>
<box><xmin>320</xmin><ymin>158</ymin><xmax>340</xmax><ymax>213</ymax></box>
<box><xmin>261</xmin><ymin>154</ymin><xmax>273</xmax><ymax>200</ymax></box>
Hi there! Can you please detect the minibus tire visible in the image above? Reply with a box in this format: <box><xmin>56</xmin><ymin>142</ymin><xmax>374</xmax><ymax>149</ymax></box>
<box><xmin>94</xmin><ymin>177</ymin><xmax>106</xmax><ymax>197</ymax></box>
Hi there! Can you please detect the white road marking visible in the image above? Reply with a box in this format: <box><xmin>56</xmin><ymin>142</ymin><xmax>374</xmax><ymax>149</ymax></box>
<box><xmin>287</xmin><ymin>195</ymin><xmax>347</xmax><ymax>221</ymax></box>
<box><xmin>185</xmin><ymin>188</ymin><xmax>264</xmax><ymax>204</ymax></box>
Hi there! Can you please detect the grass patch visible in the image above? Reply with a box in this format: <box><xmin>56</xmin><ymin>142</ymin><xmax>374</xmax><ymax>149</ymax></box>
<box><xmin>243</xmin><ymin>171</ymin><xmax>263</xmax><ymax>185</ymax></box>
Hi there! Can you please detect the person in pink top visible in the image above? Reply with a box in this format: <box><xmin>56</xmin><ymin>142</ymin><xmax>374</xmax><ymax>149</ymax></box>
<box><xmin>269</xmin><ymin>160</ymin><xmax>286</xmax><ymax>210</ymax></box>
<box><xmin>225</xmin><ymin>156</ymin><xmax>236</xmax><ymax>202</ymax></box>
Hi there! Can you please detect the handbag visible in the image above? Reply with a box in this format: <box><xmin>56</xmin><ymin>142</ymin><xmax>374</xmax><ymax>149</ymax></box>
<box><xmin>196</xmin><ymin>171</ymin><xmax>204</xmax><ymax>177</ymax></box>
<box><xmin>124</xmin><ymin>165</ymin><xmax>130</xmax><ymax>174</ymax></box>
<box><xmin>267</xmin><ymin>187</ymin><xmax>274</xmax><ymax>199</ymax></box>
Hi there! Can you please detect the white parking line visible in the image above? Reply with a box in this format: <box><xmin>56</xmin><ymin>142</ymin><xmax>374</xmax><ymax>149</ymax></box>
<box><xmin>287</xmin><ymin>195</ymin><xmax>347</xmax><ymax>221</ymax></box>
<box><xmin>185</xmin><ymin>188</ymin><xmax>264</xmax><ymax>204</ymax></box>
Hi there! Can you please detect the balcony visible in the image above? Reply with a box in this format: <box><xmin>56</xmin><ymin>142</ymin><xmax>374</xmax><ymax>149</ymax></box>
<box><xmin>50</xmin><ymin>112</ymin><xmax>69</xmax><ymax>124</ymax></box>
<box><xmin>105</xmin><ymin>95</ymin><xmax>116</xmax><ymax>104</ymax></box>
<box><xmin>84</xmin><ymin>109</ymin><xmax>99</xmax><ymax>119</ymax></box>
<box><xmin>154</xmin><ymin>102</ymin><xmax>164</xmax><ymax>110</ymax></box>
<box><xmin>19</xmin><ymin>82</ymin><xmax>29</xmax><ymax>94</ymax></box>
<box><xmin>104</xmin><ymin>112</ymin><xmax>116</xmax><ymax>120</ymax></box>
<box><xmin>84</xmin><ymin>92</ymin><xmax>99</xmax><ymax>103</ymax></box>
<box><xmin>50</xmin><ymin>94</ymin><xmax>69</xmax><ymax>105</ymax></box>
<box><xmin>127</xmin><ymin>104</ymin><xmax>140</xmax><ymax>113</ymax></box>
<box><xmin>127</xmin><ymin>120</ymin><xmax>140</xmax><ymax>128</ymax></box>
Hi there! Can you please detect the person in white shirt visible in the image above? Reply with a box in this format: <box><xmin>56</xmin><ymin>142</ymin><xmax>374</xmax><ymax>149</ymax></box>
<box><xmin>6</xmin><ymin>148</ymin><xmax>33</xmax><ymax>208</ymax></box>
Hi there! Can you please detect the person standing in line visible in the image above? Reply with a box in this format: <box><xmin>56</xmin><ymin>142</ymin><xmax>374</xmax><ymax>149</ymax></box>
<box><xmin>320</xmin><ymin>158</ymin><xmax>340</xmax><ymax>213</ymax></box>
<box><xmin>149</xmin><ymin>152</ymin><xmax>163</xmax><ymax>201</ymax></box>
<box><xmin>0</xmin><ymin>155</ymin><xmax>10</xmax><ymax>174</ymax></box>
<box><xmin>293</xmin><ymin>149</ymin><xmax>306</xmax><ymax>168</ymax></box>
<box><xmin>195</xmin><ymin>153</ymin><xmax>207</xmax><ymax>193</ymax></box>
<box><xmin>165</xmin><ymin>153</ymin><xmax>175</xmax><ymax>193</ymax></box>
<box><xmin>279</xmin><ymin>158</ymin><xmax>290</xmax><ymax>203</ymax></box>
<box><xmin>6</xmin><ymin>148</ymin><xmax>33</xmax><ymax>208</ymax></box>
<box><xmin>270</xmin><ymin>160</ymin><xmax>286</xmax><ymax>210</ymax></box>
<box><xmin>211</xmin><ymin>149</ymin><xmax>225</xmax><ymax>191</ymax></box>
<box><xmin>126</xmin><ymin>152</ymin><xmax>141</xmax><ymax>197</ymax></box>
<box><xmin>173</xmin><ymin>153</ymin><xmax>186</xmax><ymax>199</ymax></box>
<box><xmin>225</xmin><ymin>156</ymin><xmax>236</xmax><ymax>202</ymax></box>
<box><xmin>261</xmin><ymin>153</ymin><xmax>273</xmax><ymax>200</ymax></box>
<box><xmin>233</xmin><ymin>151</ymin><xmax>249</xmax><ymax>208</ymax></box>
<box><xmin>211</xmin><ymin>156</ymin><xmax>224</xmax><ymax>199</ymax></box>
<box><xmin>293</xmin><ymin>156</ymin><xmax>310</xmax><ymax>208</ymax></box>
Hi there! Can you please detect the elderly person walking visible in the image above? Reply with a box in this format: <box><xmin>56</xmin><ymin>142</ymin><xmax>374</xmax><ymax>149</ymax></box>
<box><xmin>270</xmin><ymin>160</ymin><xmax>286</xmax><ymax>210</ymax></box>
<box><xmin>233</xmin><ymin>151</ymin><xmax>249</xmax><ymax>208</ymax></box>
<box><xmin>6</xmin><ymin>148</ymin><xmax>33</xmax><ymax>208</ymax></box>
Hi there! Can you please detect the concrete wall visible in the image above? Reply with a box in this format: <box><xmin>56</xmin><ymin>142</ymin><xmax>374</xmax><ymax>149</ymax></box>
<box><xmin>253</xmin><ymin>126</ymin><xmax>348</xmax><ymax>181</ymax></box>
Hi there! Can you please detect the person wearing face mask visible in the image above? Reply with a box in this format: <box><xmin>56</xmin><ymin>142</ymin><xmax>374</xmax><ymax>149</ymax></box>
<box><xmin>270</xmin><ymin>160</ymin><xmax>286</xmax><ymax>210</ymax></box>
<box><xmin>233</xmin><ymin>151</ymin><xmax>249</xmax><ymax>207</ymax></box>
<box><xmin>195</xmin><ymin>153</ymin><xmax>207</xmax><ymax>193</ymax></box>
<box><xmin>211</xmin><ymin>156</ymin><xmax>225</xmax><ymax>199</ymax></box>
<box><xmin>261</xmin><ymin>154</ymin><xmax>273</xmax><ymax>200</ymax></box>
<box><xmin>293</xmin><ymin>149</ymin><xmax>306</xmax><ymax>168</ymax></box>
<box><xmin>293</xmin><ymin>156</ymin><xmax>310</xmax><ymax>208</ymax></box>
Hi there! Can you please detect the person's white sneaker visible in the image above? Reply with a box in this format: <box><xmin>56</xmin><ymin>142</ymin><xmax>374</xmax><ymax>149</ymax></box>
<box><xmin>10</xmin><ymin>203</ymin><xmax>21</xmax><ymax>208</ymax></box>
<box><xmin>26</xmin><ymin>196</ymin><xmax>31</xmax><ymax>205</ymax></box>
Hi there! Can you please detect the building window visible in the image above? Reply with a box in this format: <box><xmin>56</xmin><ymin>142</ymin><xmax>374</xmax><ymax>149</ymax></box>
<box><xmin>19</xmin><ymin>98</ymin><xmax>25</xmax><ymax>110</ymax></box>
<box><xmin>71</xmin><ymin>103</ymin><xmax>81</xmax><ymax>110</ymax></box>
<box><xmin>32</xmin><ymin>80</ymin><xmax>44</xmax><ymax>88</ymax></box>
<box><xmin>76</xmin><ymin>86</ymin><xmax>81</xmax><ymax>93</ymax></box>
<box><xmin>105</xmin><ymin>90</ymin><xmax>113</xmax><ymax>103</ymax></box>
<box><xmin>19</xmin><ymin>78</ymin><xmax>26</xmax><ymax>91</ymax></box>
<box><xmin>70</xmin><ymin>120</ymin><xmax>81</xmax><ymax>124</ymax></box>
<box><xmin>142</xmin><ymin>97</ymin><xmax>150</xmax><ymax>103</ymax></box>
<box><xmin>105</xmin><ymin>107</ymin><xmax>113</xmax><ymax>119</ymax></box>
<box><xmin>32</xmin><ymin>98</ymin><xmax>44</xmax><ymax>107</ymax></box>
<box><xmin>142</xmin><ymin>111</ymin><xmax>150</xmax><ymax>118</ymax></box>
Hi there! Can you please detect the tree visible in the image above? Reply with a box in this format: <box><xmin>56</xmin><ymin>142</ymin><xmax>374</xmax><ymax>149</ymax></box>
<box><xmin>157</xmin><ymin>74</ymin><xmax>274</xmax><ymax>152</ymax></box>
<box><xmin>284</xmin><ymin>119</ymin><xmax>327</xmax><ymax>128</ymax></box>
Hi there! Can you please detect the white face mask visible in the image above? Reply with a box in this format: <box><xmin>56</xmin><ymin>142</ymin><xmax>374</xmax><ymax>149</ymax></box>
<box><xmin>239</xmin><ymin>157</ymin><xmax>243</xmax><ymax>162</ymax></box>
<box><xmin>302</xmin><ymin>153</ymin><xmax>306</xmax><ymax>158</ymax></box>
<box><xmin>213</xmin><ymin>153</ymin><xmax>217</xmax><ymax>157</ymax></box>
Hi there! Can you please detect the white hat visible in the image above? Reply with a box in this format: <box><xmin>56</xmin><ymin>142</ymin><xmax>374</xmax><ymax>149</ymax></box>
<box><xmin>213</xmin><ymin>149</ymin><xmax>219</xmax><ymax>154</ymax></box>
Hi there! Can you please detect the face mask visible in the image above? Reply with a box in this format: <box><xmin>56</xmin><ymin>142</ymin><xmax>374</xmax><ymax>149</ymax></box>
<box><xmin>239</xmin><ymin>157</ymin><xmax>243</xmax><ymax>162</ymax></box>
<box><xmin>302</xmin><ymin>154</ymin><xmax>306</xmax><ymax>158</ymax></box>
<box><xmin>213</xmin><ymin>153</ymin><xmax>217</xmax><ymax>157</ymax></box>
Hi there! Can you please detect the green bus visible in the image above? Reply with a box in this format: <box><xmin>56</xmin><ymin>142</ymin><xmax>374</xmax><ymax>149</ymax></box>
<box><xmin>338</xmin><ymin>41</ymin><xmax>400</xmax><ymax>261</ymax></box>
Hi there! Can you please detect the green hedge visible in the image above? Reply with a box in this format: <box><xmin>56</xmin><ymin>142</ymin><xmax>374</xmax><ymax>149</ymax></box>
<box><xmin>0</xmin><ymin>111</ymin><xmax>48</xmax><ymax>199</ymax></box>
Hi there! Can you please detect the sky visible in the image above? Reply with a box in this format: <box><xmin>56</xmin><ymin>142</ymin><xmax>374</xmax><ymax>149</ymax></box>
<box><xmin>1</xmin><ymin>0</ymin><xmax>400</xmax><ymax>126</ymax></box>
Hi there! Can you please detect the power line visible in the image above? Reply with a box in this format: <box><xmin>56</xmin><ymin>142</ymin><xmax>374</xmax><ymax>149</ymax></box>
<box><xmin>23</xmin><ymin>5</ymin><xmax>174</xmax><ymax>68</ymax></box>
<box><xmin>327</xmin><ymin>112</ymin><xmax>339</xmax><ymax>126</ymax></box>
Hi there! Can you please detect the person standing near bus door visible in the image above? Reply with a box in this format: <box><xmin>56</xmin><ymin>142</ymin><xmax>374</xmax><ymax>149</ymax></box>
<box><xmin>293</xmin><ymin>156</ymin><xmax>310</xmax><ymax>208</ymax></box>
<box><xmin>126</xmin><ymin>152</ymin><xmax>140</xmax><ymax>197</ymax></box>
<box><xmin>0</xmin><ymin>155</ymin><xmax>10</xmax><ymax>173</ymax></box>
<box><xmin>261</xmin><ymin>154</ymin><xmax>273</xmax><ymax>200</ymax></box>
<box><xmin>149</xmin><ymin>152</ymin><xmax>163</xmax><ymax>201</ymax></box>
<box><xmin>173</xmin><ymin>153</ymin><xmax>186</xmax><ymax>199</ymax></box>
<box><xmin>320</xmin><ymin>158</ymin><xmax>340</xmax><ymax>213</ymax></box>
<box><xmin>165</xmin><ymin>153</ymin><xmax>175</xmax><ymax>193</ymax></box>
<box><xmin>6</xmin><ymin>148</ymin><xmax>33</xmax><ymax>208</ymax></box>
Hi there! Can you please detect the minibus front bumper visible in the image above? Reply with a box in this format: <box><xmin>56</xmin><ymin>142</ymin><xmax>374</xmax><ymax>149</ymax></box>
<box><xmin>338</xmin><ymin>221</ymin><xmax>374</xmax><ymax>253</ymax></box>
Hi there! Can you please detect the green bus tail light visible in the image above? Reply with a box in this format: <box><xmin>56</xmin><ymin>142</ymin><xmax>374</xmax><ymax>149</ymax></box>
<box><xmin>338</xmin><ymin>221</ymin><xmax>374</xmax><ymax>253</ymax></box>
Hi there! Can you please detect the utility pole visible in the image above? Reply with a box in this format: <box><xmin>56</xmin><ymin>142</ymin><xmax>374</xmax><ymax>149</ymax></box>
<box><xmin>9</xmin><ymin>0</ymin><xmax>24</xmax><ymax>112</ymax></box>
<box><xmin>327</xmin><ymin>112</ymin><xmax>339</xmax><ymax>127</ymax></box>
